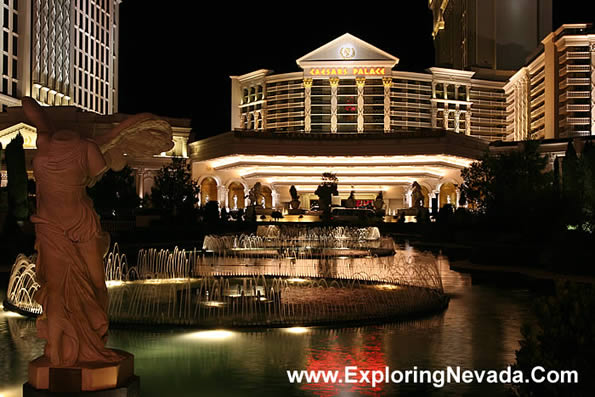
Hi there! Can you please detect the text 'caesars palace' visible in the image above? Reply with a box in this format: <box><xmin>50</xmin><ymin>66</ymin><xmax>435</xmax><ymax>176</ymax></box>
<box><xmin>1</xmin><ymin>1</ymin><xmax>594</xmax><ymax>215</ymax></box>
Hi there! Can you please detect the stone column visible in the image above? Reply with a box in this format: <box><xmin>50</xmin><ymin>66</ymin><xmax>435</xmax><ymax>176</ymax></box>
<box><xmin>513</xmin><ymin>69</ymin><xmax>530</xmax><ymax>141</ymax></box>
<box><xmin>246</xmin><ymin>112</ymin><xmax>252</xmax><ymax>130</ymax></box>
<box><xmin>465</xmin><ymin>108</ymin><xmax>471</xmax><ymax>135</ymax></box>
<box><xmin>356</xmin><ymin>77</ymin><xmax>366</xmax><ymax>133</ymax></box>
<box><xmin>454</xmin><ymin>104</ymin><xmax>461</xmax><ymax>133</ymax></box>
<box><xmin>271</xmin><ymin>188</ymin><xmax>280</xmax><ymax>209</ymax></box>
<box><xmin>303</xmin><ymin>78</ymin><xmax>313</xmax><ymax>133</ymax></box>
<box><xmin>135</xmin><ymin>168</ymin><xmax>145</xmax><ymax>199</ymax></box>
<box><xmin>443</xmin><ymin>82</ymin><xmax>448</xmax><ymax>100</ymax></box>
<box><xmin>404</xmin><ymin>189</ymin><xmax>412</xmax><ymax>208</ymax></box>
<box><xmin>218</xmin><ymin>185</ymin><xmax>228</xmax><ymax>208</ymax></box>
<box><xmin>432</xmin><ymin>190</ymin><xmax>440</xmax><ymax>213</ymax></box>
<box><xmin>431</xmin><ymin>102</ymin><xmax>438</xmax><ymax>128</ymax></box>
<box><xmin>383</xmin><ymin>77</ymin><xmax>392</xmax><ymax>133</ymax></box>
<box><xmin>443</xmin><ymin>107</ymin><xmax>449</xmax><ymax>130</ymax></box>
<box><xmin>329</xmin><ymin>77</ymin><xmax>340</xmax><ymax>133</ymax></box>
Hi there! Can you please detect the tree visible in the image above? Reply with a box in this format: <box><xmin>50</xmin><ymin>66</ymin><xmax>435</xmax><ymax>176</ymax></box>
<box><xmin>562</xmin><ymin>141</ymin><xmax>583</xmax><ymax>226</ymax></box>
<box><xmin>203</xmin><ymin>200</ymin><xmax>220</xmax><ymax>224</ymax></box>
<box><xmin>461</xmin><ymin>141</ymin><xmax>552</xmax><ymax>218</ymax></box>
<box><xmin>582</xmin><ymin>141</ymin><xmax>595</xmax><ymax>226</ymax></box>
<box><xmin>87</xmin><ymin>165</ymin><xmax>140</xmax><ymax>218</ymax></box>
<box><xmin>514</xmin><ymin>282</ymin><xmax>595</xmax><ymax>397</ymax></box>
<box><xmin>149</xmin><ymin>157</ymin><xmax>199</xmax><ymax>217</ymax></box>
<box><xmin>5</xmin><ymin>133</ymin><xmax>28</xmax><ymax>220</ymax></box>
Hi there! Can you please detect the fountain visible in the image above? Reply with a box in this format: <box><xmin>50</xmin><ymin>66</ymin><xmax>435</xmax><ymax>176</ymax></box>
<box><xmin>4</xmin><ymin>226</ymin><xmax>448</xmax><ymax>328</ymax></box>
<box><xmin>4</xmin><ymin>254</ymin><xmax>42</xmax><ymax>316</ymax></box>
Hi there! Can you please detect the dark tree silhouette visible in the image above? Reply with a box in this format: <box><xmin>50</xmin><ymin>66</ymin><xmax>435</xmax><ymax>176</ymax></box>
<box><xmin>87</xmin><ymin>165</ymin><xmax>139</xmax><ymax>218</ymax></box>
<box><xmin>149</xmin><ymin>157</ymin><xmax>199</xmax><ymax>217</ymax></box>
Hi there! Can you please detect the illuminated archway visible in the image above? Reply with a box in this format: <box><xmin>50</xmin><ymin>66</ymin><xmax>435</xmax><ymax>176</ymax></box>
<box><xmin>439</xmin><ymin>182</ymin><xmax>457</xmax><ymax>208</ymax></box>
<box><xmin>200</xmin><ymin>177</ymin><xmax>218</xmax><ymax>205</ymax></box>
<box><xmin>228</xmin><ymin>182</ymin><xmax>245</xmax><ymax>209</ymax></box>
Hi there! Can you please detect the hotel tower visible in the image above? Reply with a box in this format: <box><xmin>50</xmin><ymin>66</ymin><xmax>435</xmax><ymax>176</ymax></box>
<box><xmin>0</xmin><ymin>0</ymin><xmax>121</xmax><ymax>115</ymax></box>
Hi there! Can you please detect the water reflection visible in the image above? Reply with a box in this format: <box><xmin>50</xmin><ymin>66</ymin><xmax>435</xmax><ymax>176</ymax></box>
<box><xmin>0</xmin><ymin>249</ymin><xmax>531</xmax><ymax>397</ymax></box>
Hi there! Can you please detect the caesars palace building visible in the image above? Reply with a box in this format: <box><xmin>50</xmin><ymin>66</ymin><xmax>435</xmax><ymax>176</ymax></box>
<box><xmin>188</xmin><ymin>26</ymin><xmax>595</xmax><ymax>214</ymax></box>
<box><xmin>1</xmin><ymin>21</ymin><xmax>595</xmax><ymax>215</ymax></box>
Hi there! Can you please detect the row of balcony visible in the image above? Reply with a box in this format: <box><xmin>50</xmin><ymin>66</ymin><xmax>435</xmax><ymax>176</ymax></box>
<box><xmin>559</xmin><ymin>51</ymin><xmax>591</xmax><ymax>63</ymax></box>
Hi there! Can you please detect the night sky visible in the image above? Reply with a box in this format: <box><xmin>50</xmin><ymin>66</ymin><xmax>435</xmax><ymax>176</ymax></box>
<box><xmin>118</xmin><ymin>1</ymin><xmax>595</xmax><ymax>139</ymax></box>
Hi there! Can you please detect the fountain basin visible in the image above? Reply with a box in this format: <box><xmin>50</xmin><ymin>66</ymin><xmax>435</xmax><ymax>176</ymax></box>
<box><xmin>106</xmin><ymin>276</ymin><xmax>448</xmax><ymax>328</ymax></box>
<box><xmin>6</xmin><ymin>226</ymin><xmax>448</xmax><ymax>328</ymax></box>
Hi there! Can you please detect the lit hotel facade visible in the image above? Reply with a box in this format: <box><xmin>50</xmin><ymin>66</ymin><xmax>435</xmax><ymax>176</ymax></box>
<box><xmin>0</xmin><ymin>0</ymin><xmax>121</xmax><ymax>114</ymax></box>
<box><xmin>189</xmin><ymin>27</ymin><xmax>595</xmax><ymax>213</ymax></box>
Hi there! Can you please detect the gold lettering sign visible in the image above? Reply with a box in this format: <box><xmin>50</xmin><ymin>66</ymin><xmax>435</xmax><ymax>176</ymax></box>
<box><xmin>308</xmin><ymin>67</ymin><xmax>386</xmax><ymax>76</ymax></box>
<box><xmin>309</xmin><ymin>68</ymin><xmax>349</xmax><ymax>76</ymax></box>
<box><xmin>353</xmin><ymin>67</ymin><xmax>385</xmax><ymax>76</ymax></box>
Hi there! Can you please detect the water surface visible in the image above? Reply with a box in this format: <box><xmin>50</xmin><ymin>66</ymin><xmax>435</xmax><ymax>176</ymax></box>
<box><xmin>0</xmin><ymin>248</ymin><xmax>531</xmax><ymax>396</ymax></box>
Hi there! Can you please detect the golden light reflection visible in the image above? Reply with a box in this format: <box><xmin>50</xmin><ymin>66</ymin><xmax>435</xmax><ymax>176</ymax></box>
<box><xmin>183</xmin><ymin>330</ymin><xmax>235</xmax><ymax>341</ymax></box>
<box><xmin>284</xmin><ymin>327</ymin><xmax>310</xmax><ymax>334</ymax></box>
<box><xmin>374</xmin><ymin>284</ymin><xmax>401</xmax><ymax>290</ymax></box>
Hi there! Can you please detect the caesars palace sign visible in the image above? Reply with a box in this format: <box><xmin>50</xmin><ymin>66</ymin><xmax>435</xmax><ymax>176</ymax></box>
<box><xmin>305</xmin><ymin>66</ymin><xmax>388</xmax><ymax>77</ymax></box>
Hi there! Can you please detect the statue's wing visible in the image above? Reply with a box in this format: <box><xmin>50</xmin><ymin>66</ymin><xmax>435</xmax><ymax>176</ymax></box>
<box><xmin>91</xmin><ymin>113</ymin><xmax>174</xmax><ymax>171</ymax></box>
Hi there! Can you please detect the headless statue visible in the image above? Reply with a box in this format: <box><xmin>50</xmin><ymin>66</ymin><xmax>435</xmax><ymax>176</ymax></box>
<box><xmin>23</xmin><ymin>97</ymin><xmax>173</xmax><ymax>367</ymax></box>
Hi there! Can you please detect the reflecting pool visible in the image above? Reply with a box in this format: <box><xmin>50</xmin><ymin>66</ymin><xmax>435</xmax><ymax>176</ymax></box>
<box><xmin>0</xmin><ymin>245</ymin><xmax>531</xmax><ymax>396</ymax></box>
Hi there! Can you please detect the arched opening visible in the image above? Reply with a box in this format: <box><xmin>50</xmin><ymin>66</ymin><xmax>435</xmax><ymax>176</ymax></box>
<box><xmin>439</xmin><ymin>182</ymin><xmax>457</xmax><ymax>208</ymax></box>
<box><xmin>261</xmin><ymin>186</ymin><xmax>272</xmax><ymax>208</ymax></box>
<box><xmin>200</xmin><ymin>177</ymin><xmax>218</xmax><ymax>206</ymax></box>
<box><xmin>228</xmin><ymin>182</ymin><xmax>245</xmax><ymax>210</ymax></box>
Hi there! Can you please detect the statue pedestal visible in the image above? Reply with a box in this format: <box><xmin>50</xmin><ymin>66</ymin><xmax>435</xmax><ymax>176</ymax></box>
<box><xmin>24</xmin><ymin>349</ymin><xmax>138</xmax><ymax>396</ymax></box>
